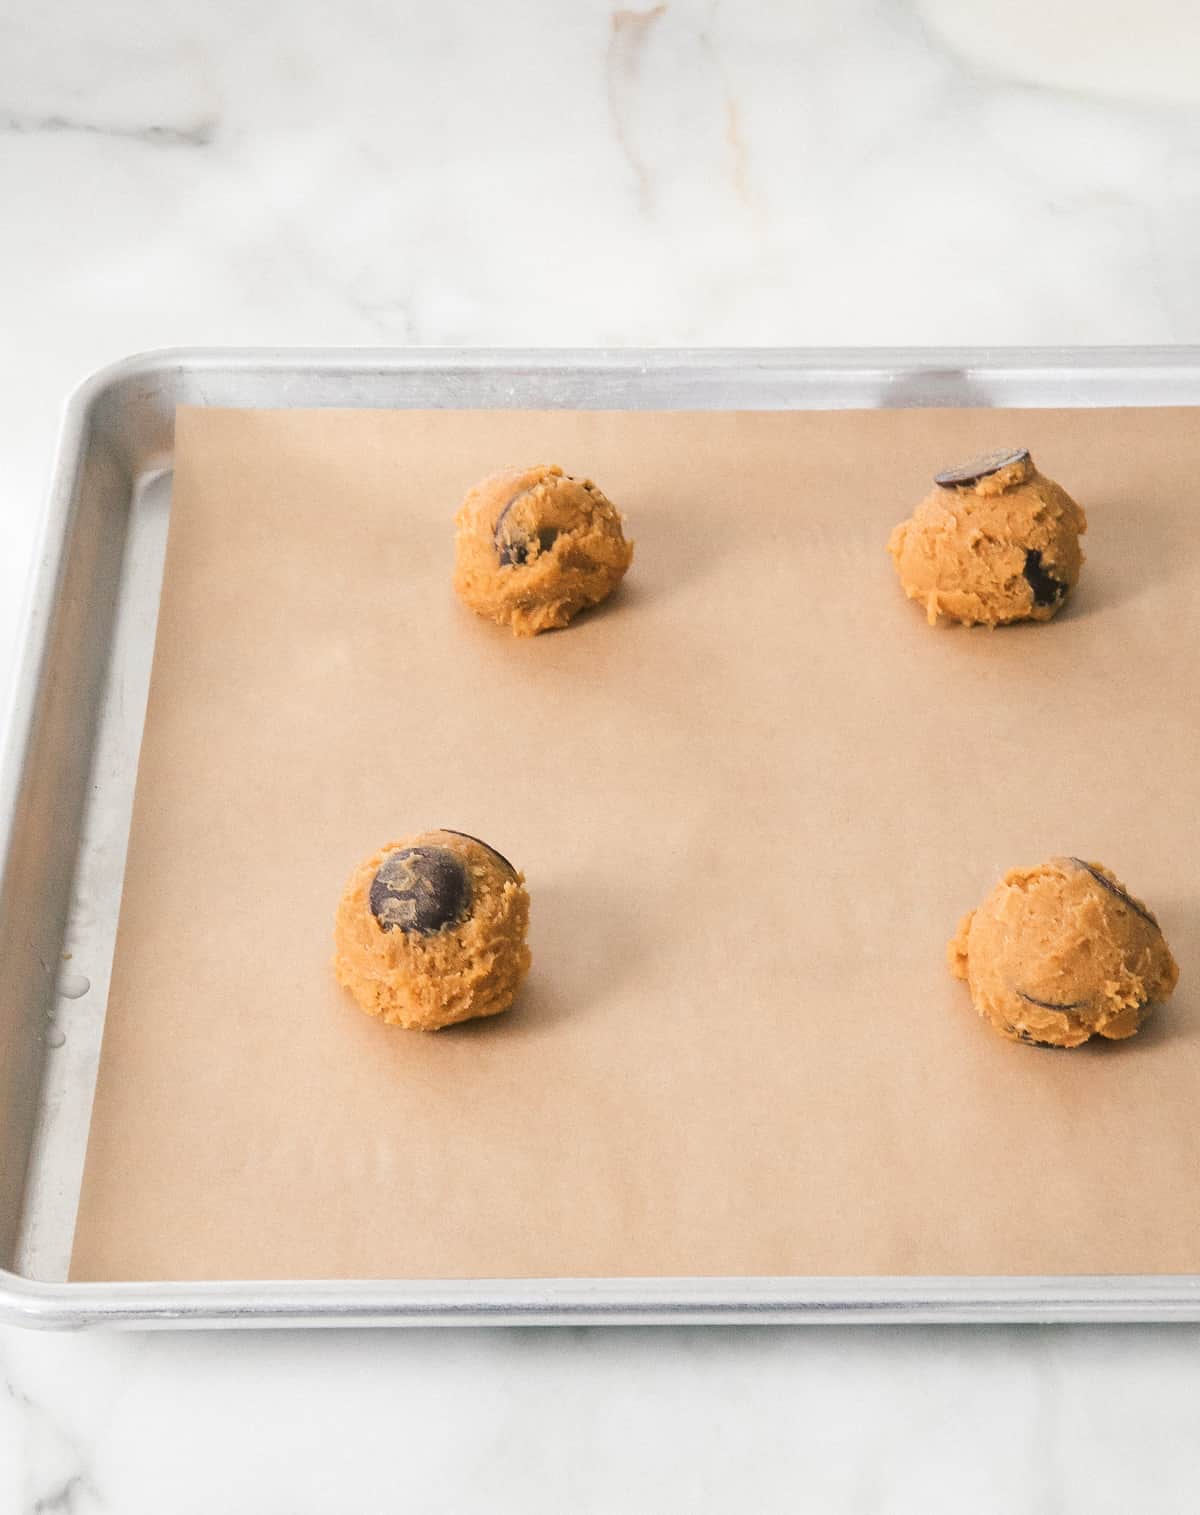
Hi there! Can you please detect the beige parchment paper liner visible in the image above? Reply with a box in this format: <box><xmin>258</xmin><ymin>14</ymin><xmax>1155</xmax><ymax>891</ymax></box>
<box><xmin>71</xmin><ymin>405</ymin><xmax>1199</xmax><ymax>1282</ymax></box>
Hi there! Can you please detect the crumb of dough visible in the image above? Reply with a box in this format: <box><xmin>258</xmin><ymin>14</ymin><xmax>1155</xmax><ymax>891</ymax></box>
<box><xmin>333</xmin><ymin>829</ymin><xmax>530</xmax><ymax>1031</ymax></box>
<box><xmin>453</xmin><ymin>464</ymin><xmax>633</xmax><ymax>636</ymax></box>
<box><xmin>889</xmin><ymin>449</ymin><xmax>1086</xmax><ymax>627</ymax></box>
<box><xmin>948</xmin><ymin>857</ymin><xmax>1178</xmax><ymax>1047</ymax></box>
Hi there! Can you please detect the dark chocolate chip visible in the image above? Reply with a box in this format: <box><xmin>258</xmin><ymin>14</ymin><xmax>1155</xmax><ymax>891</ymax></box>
<box><xmin>439</xmin><ymin>830</ymin><xmax>518</xmax><ymax>877</ymax></box>
<box><xmin>1022</xmin><ymin>548</ymin><xmax>1068</xmax><ymax>608</ymax></box>
<box><xmin>1015</xmin><ymin>1029</ymin><xmax>1067</xmax><ymax>1049</ymax></box>
<box><xmin>369</xmin><ymin>846</ymin><xmax>471</xmax><ymax>935</ymax></box>
<box><xmin>497</xmin><ymin>526</ymin><xmax>560</xmax><ymax>567</ymax></box>
<box><xmin>1069</xmin><ymin>859</ymin><xmax>1161</xmax><ymax>930</ymax></box>
<box><xmin>493</xmin><ymin>486</ymin><xmax>555</xmax><ymax>567</ymax></box>
<box><xmin>492</xmin><ymin>488</ymin><xmax>530</xmax><ymax>540</ymax></box>
<box><xmin>494</xmin><ymin>486</ymin><xmax>532</xmax><ymax>564</ymax></box>
<box><xmin>1017</xmin><ymin>990</ymin><xmax>1086</xmax><ymax>1012</ymax></box>
<box><xmin>934</xmin><ymin>448</ymin><xmax>1030</xmax><ymax>489</ymax></box>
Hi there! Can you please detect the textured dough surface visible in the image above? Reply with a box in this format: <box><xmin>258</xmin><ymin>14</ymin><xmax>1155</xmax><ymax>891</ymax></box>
<box><xmin>949</xmin><ymin>857</ymin><xmax>1179</xmax><ymax>1047</ymax></box>
<box><xmin>453</xmin><ymin>464</ymin><xmax>633</xmax><ymax>636</ymax></box>
<box><xmin>888</xmin><ymin>454</ymin><xmax>1087</xmax><ymax>626</ymax></box>
<box><xmin>334</xmin><ymin>830</ymin><xmax>531</xmax><ymax>1030</ymax></box>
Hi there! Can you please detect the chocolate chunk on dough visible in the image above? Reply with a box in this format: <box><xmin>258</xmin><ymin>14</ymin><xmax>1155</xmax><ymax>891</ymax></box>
<box><xmin>454</xmin><ymin>465</ymin><xmax>633</xmax><ymax>636</ymax></box>
<box><xmin>888</xmin><ymin>450</ymin><xmax>1086</xmax><ymax>626</ymax></box>
<box><xmin>948</xmin><ymin>857</ymin><xmax>1178</xmax><ymax>1048</ymax></box>
<box><xmin>934</xmin><ymin>448</ymin><xmax>1031</xmax><ymax>489</ymax></box>
<box><xmin>335</xmin><ymin>829</ymin><xmax>531</xmax><ymax>1030</ymax></box>
<box><xmin>439</xmin><ymin>830</ymin><xmax>519</xmax><ymax>877</ymax></box>
<box><xmin>368</xmin><ymin>846</ymin><xmax>471</xmax><ymax>936</ymax></box>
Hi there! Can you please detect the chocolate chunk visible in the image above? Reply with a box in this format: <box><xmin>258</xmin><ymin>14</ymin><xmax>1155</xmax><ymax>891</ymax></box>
<box><xmin>439</xmin><ymin>830</ymin><xmax>518</xmax><ymax>877</ymax></box>
<box><xmin>497</xmin><ymin>526</ymin><xmax>560</xmax><ymax>567</ymax></box>
<box><xmin>1069</xmin><ymin>859</ymin><xmax>1161</xmax><ymax>930</ymax></box>
<box><xmin>369</xmin><ymin>847</ymin><xmax>471</xmax><ymax>935</ymax></box>
<box><xmin>934</xmin><ymin>448</ymin><xmax>1030</xmax><ymax>489</ymax></box>
<box><xmin>493</xmin><ymin>486</ymin><xmax>561</xmax><ymax>566</ymax></box>
<box><xmin>1015</xmin><ymin>1029</ymin><xmax>1067</xmax><ymax>1049</ymax></box>
<box><xmin>493</xmin><ymin>487</ymin><xmax>532</xmax><ymax>564</ymax></box>
<box><xmin>1017</xmin><ymin>990</ymin><xmax>1086</xmax><ymax>1012</ymax></box>
<box><xmin>1022</xmin><ymin>549</ymin><xmax>1067</xmax><ymax>608</ymax></box>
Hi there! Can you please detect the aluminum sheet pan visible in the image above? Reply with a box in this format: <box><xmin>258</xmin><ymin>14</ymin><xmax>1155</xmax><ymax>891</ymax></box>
<box><xmin>3</xmin><ymin>347</ymin><xmax>1200</xmax><ymax>1329</ymax></box>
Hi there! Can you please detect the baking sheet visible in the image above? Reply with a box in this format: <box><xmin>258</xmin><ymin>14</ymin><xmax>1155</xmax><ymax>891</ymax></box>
<box><xmin>71</xmin><ymin>404</ymin><xmax>1199</xmax><ymax>1283</ymax></box>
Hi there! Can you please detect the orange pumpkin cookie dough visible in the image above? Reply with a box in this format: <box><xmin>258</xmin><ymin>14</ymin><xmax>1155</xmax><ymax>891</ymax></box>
<box><xmin>334</xmin><ymin>830</ymin><xmax>531</xmax><ymax>1031</ymax></box>
<box><xmin>453</xmin><ymin>464</ymin><xmax>633</xmax><ymax>636</ymax></box>
<box><xmin>888</xmin><ymin>448</ymin><xmax>1086</xmax><ymax>626</ymax></box>
<box><xmin>949</xmin><ymin>857</ymin><xmax>1179</xmax><ymax>1048</ymax></box>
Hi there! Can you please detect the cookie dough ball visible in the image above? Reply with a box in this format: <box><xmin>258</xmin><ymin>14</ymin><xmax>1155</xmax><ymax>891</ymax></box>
<box><xmin>453</xmin><ymin>464</ymin><xmax>633</xmax><ymax>636</ymax></box>
<box><xmin>949</xmin><ymin>857</ymin><xmax>1179</xmax><ymax>1048</ymax></box>
<box><xmin>888</xmin><ymin>448</ymin><xmax>1087</xmax><ymax>626</ymax></box>
<box><xmin>334</xmin><ymin>829</ymin><xmax>531</xmax><ymax>1031</ymax></box>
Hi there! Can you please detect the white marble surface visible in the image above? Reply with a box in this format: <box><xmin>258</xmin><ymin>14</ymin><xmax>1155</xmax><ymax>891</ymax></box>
<box><xmin>3</xmin><ymin>0</ymin><xmax>1200</xmax><ymax>1507</ymax></box>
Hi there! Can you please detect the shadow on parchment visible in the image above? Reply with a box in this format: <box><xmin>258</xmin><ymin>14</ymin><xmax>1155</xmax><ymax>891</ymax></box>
<box><xmin>562</xmin><ymin>497</ymin><xmax>735</xmax><ymax>630</ymax></box>
<box><xmin>887</xmin><ymin>496</ymin><xmax>1200</xmax><ymax>634</ymax></box>
<box><xmin>1041</xmin><ymin>892</ymin><xmax>1197</xmax><ymax>1061</ymax></box>
<box><xmin>1064</xmin><ymin>501</ymin><xmax>1200</xmax><ymax>622</ymax></box>
<box><xmin>448</xmin><ymin>482</ymin><xmax>736</xmax><ymax>649</ymax></box>
<box><xmin>1057</xmin><ymin>1001</ymin><xmax>1192</xmax><ymax>1062</ymax></box>
<box><xmin>438</xmin><ymin>873</ymin><xmax>654</xmax><ymax>1043</ymax></box>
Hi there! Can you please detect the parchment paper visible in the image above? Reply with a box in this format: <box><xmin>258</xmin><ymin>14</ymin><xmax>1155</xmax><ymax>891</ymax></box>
<box><xmin>71</xmin><ymin>404</ymin><xmax>1200</xmax><ymax>1282</ymax></box>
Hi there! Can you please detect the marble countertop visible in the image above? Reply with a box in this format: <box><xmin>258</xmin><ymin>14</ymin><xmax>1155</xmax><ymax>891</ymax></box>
<box><xmin>3</xmin><ymin>0</ymin><xmax>1200</xmax><ymax>1508</ymax></box>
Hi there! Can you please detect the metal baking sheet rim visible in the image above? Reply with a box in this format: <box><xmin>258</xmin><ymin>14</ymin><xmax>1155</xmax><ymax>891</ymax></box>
<box><xmin>6</xmin><ymin>1273</ymin><xmax>1200</xmax><ymax>1330</ymax></box>
<box><xmin>4</xmin><ymin>344</ymin><xmax>1200</xmax><ymax>1331</ymax></box>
